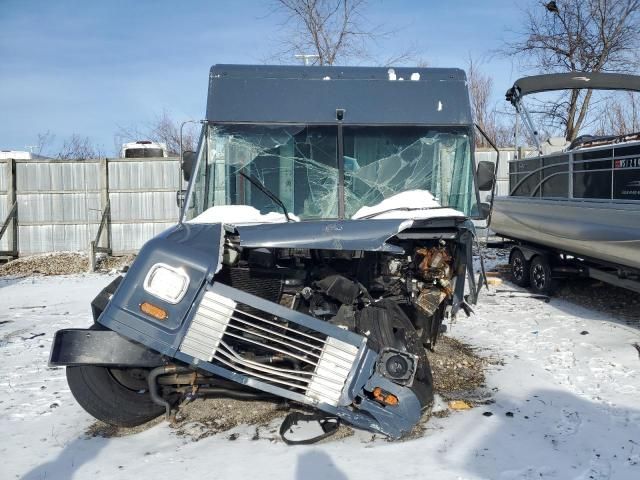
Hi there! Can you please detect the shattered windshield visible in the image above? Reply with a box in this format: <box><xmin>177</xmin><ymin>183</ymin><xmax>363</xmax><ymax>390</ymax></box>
<box><xmin>188</xmin><ymin>124</ymin><xmax>477</xmax><ymax>220</ymax></box>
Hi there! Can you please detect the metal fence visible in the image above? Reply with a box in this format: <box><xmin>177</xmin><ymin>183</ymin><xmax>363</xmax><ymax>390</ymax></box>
<box><xmin>0</xmin><ymin>157</ymin><xmax>182</xmax><ymax>257</ymax></box>
<box><xmin>0</xmin><ymin>150</ymin><xmax>523</xmax><ymax>257</ymax></box>
<box><xmin>0</xmin><ymin>160</ymin><xmax>11</xmax><ymax>253</ymax></box>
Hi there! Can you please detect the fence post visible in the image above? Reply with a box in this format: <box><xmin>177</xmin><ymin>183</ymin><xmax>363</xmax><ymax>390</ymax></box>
<box><xmin>99</xmin><ymin>158</ymin><xmax>110</xmax><ymax>250</ymax></box>
<box><xmin>8</xmin><ymin>159</ymin><xmax>17</xmax><ymax>256</ymax></box>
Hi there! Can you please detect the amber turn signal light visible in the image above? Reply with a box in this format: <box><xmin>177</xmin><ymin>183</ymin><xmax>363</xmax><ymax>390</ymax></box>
<box><xmin>140</xmin><ymin>301</ymin><xmax>168</xmax><ymax>320</ymax></box>
<box><xmin>372</xmin><ymin>387</ymin><xmax>399</xmax><ymax>406</ymax></box>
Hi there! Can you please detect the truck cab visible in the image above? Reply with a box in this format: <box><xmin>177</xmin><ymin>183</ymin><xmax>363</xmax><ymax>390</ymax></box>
<box><xmin>50</xmin><ymin>65</ymin><xmax>495</xmax><ymax>440</ymax></box>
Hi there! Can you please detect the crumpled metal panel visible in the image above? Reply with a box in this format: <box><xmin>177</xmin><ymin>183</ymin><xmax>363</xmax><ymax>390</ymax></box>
<box><xmin>17</xmin><ymin>162</ymin><xmax>100</xmax><ymax>192</ymax></box>
<box><xmin>235</xmin><ymin>219</ymin><xmax>411</xmax><ymax>252</ymax></box>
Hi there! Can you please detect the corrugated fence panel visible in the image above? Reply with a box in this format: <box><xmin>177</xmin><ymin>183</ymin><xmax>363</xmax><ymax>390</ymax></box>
<box><xmin>18</xmin><ymin>224</ymin><xmax>100</xmax><ymax>255</ymax></box>
<box><xmin>0</xmin><ymin>160</ymin><xmax>10</xmax><ymax>251</ymax></box>
<box><xmin>108</xmin><ymin>158</ymin><xmax>182</xmax><ymax>254</ymax></box>
<box><xmin>0</xmin><ymin>195</ymin><xmax>8</xmax><ymax>251</ymax></box>
<box><xmin>17</xmin><ymin>161</ymin><xmax>101</xmax><ymax>192</ymax></box>
<box><xmin>108</xmin><ymin>159</ymin><xmax>180</xmax><ymax>190</ymax></box>
<box><xmin>0</xmin><ymin>160</ymin><xmax>8</xmax><ymax>192</ymax></box>
<box><xmin>17</xmin><ymin>193</ymin><xmax>101</xmax><ymax>223</ymax></box>
<box><xmin>111</xmin><ymin>222</ymin><xmax>175</xmax><ymax>253</ymax></box>
<box><xmin>110</xmin><ymin>191</ymin><xmax>179</xmax><ymax>222</ymax></box>
<box><xmin>15</xmin><ymin>160</ymin><xmax>104</xmax><ymax>254</ymax></box>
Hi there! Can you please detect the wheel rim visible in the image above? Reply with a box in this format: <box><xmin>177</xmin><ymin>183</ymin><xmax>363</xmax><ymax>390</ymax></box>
<box><xmin>109</xmin><ymin>368</ymin><xmax>150</xmax><ymax>392</ymax></box>
<box><xmin>532</xmin><ymin>264</ymin><xmax>546</xmax><ymax>289</ymax></box>
<box><xmin>512</xmin><ymin>257</ymin><xmax>524</xmax><ymax>280</ymax></box>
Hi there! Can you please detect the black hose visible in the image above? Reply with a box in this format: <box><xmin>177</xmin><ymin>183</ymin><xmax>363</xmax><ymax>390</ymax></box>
<box><xmin>147</xmin><ymin>365</ymin><xmax>192</xmax><ymax>419</ymax></box>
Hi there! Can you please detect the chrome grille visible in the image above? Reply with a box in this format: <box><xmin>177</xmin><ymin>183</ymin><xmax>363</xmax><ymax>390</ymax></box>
<box><xmin>179</xmin><ymin>289</ymin><xmax>360</xmax><ymax>406</ymax></box>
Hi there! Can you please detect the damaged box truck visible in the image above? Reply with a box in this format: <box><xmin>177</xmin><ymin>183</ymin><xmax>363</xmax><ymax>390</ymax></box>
<box><xmin>49</xmin><ymin>65</ymin><xmax>497</xmax><ymax>441</ymax></box>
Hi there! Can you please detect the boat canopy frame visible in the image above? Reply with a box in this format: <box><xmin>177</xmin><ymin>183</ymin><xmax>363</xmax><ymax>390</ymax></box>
<box><xmin>506</xmin><ymin>72</ymin><xmax>640</xmax><ymax>156</ymax></box>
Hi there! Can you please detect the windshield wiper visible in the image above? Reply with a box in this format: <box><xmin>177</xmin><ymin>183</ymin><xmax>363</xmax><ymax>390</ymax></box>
<box><xmin>238</xmin><ymin>171</ymin><xmax>292</xmax><ymax>222</ymax></box>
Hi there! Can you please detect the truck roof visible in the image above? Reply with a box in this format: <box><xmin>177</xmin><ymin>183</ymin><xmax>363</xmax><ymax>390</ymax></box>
<box><xmin>206</xmin><ymin>64</ymin><xmax>472</xmax><ymax>126</ymax></box>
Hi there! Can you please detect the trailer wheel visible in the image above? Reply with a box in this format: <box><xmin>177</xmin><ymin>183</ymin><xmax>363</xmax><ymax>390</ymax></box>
<box><xmin>510</xmin><ymin>248</ymin><xmax>530</xmax><ymax>287</ymax></box>
<box><xmin>529</xmin><ymin>256</ymin><xmax>555</xmax><ymax>295</ymax></box>
<box><xmin>66</xmin><ymin>365</ymin><xmax>165</xmax><ymax>427</ymax></box>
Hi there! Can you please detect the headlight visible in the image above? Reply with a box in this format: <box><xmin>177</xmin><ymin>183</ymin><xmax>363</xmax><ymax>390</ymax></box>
<box><xmin>143</xmin><ymin>263</ymin><xmax>190</xmax><ymax>304</ymax></box>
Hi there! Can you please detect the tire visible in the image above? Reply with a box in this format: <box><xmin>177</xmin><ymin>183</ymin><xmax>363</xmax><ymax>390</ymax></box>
<box><xmin>529</xmin><ymin>255</ymin><xmax>555</xmax><ymax>295</ymax></box>
<box><xmin>510</xmin><ymin>248</ymin><xmax>530</xmax><ymax>287</ymax></box>
<box><xmin>66</xmin><ymin>365</ymin><xmax>164</xmax><ymax>427</ymax></box>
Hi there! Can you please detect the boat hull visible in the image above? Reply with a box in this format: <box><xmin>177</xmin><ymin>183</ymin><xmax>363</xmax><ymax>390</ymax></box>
<box><xmin>491</xmin><ymin>197</ymin><xmax>640</xmax><ymax>271</ymax></box>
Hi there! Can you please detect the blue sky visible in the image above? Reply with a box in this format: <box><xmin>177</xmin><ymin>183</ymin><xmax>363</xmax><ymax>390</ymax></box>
<box><xmin>0</xmin><ymin>0</ymin><xmax>526</xmax><ymax>155</ymax></box>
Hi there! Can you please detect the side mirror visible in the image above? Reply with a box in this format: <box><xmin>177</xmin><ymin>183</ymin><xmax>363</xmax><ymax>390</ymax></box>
<box><xmin>176</xmin><ymin>190</ymin><xmax>186</xmax><ymax>209</ymax></box>
<box><xmin>476</xmin><ymin>160</ymin><xmax>496</xmax><ymax>191</ymax></box>
<box><xmin>182</xmin><ymin>151</ymin><xmax>196</xmax><ymax>182</ymax></box>
<box><xmin>479</xmin><ymin>202</ymin><xmax>491</xmax><ymax>219</ymax></box>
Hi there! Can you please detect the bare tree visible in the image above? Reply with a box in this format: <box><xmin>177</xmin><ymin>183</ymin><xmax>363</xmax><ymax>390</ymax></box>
<box><xmin>595</xmin><ymin>91</ymin><xmax>640</xmax><ymax>135</ymax></box>
<box><xmin>115</xmin><ymin>110</ymin><xmax>198</xmax><ymax>156</ymax></box>
<box><xmin>35</xmin><ymin>131</ymin><xmax>55</xmax><ymax>157</ymax></box>
<box><xmin>467</xmin><ymin>58</ymin><xmax>514</xmax><ymax>148</ymax></box>
<box><xmin>270</xmin><ymin>0</ymin><xmax>416</xmax><ymax>65</ymax></box>
<box><xmin>504</xmin><ymin>0</ymin><xmax>640</xmax><ymax>141</ymax></box>
<box><xmin>57</xmin><ymin>134</ymin><xmax>102</xmax><ymax>160</ymax></box>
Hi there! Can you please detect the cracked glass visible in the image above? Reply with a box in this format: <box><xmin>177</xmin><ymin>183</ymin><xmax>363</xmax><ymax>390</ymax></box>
<box><xmin>188</xmin><ymin>124</ymin><xmax>477</xmax><ymax>220</ymax></box>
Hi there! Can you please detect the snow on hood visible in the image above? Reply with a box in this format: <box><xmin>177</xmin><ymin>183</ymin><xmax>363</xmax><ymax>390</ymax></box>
<box><xmin>351</xmin><ymin>190</ymin><xmax>466</xmax><ymax>220</ymax></box>
<box><xmin>188</xmin><ymin>205</ymin><xmax>300</xmax><ymax>225</ymax></box>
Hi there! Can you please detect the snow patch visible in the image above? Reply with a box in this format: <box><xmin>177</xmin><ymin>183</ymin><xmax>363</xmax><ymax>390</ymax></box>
<box><xmin>188</xmin><ymin>205</ymin><xmax>299</xmax><ymax>225</ymax></box>
<box><xmin>351</xmin><ymin>190</ymin><xmax>466</xmax><ymax>220</ymax></box>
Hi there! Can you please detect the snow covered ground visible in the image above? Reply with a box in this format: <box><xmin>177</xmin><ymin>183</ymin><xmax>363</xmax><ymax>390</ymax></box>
<box><xmin>1</xmin><ymin>273</ymin><xmax>639</xmax><ymax>480</ymax></box>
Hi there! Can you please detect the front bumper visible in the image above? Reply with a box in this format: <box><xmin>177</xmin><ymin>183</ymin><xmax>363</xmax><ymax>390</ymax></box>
<box><xmin>97</xmin><ymin>278</ymin><xmax>423</xmax><ymax>438</ymax></box>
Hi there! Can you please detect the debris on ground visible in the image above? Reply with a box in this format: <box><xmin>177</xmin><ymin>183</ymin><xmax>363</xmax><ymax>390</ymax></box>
<box><xmin>0</xmin><ymin>252</ymin><xmax>89</xmax><ymax>276</ymax></box>
<box><xmin>427</xmin><ymin>335</ymin><xmax>489</xmax><ymax>397</ymax></box>
<box><xmin>448</xmin><ymin>400</ymin><xmax>473</xmax><ymax>410</ymax></box>
<box><xmin>0</xmin><ymin>252</ymin><xmax>135</xmax><ymax>277</ymax></box>
<box><xmin>96</xmin><ymin>254</ymin><xmax>136</xmax><ymax>273</ymax></box>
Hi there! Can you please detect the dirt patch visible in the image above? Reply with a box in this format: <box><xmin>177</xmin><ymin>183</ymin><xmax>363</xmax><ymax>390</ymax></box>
<box><xmin>0</xmin><ymin>252</ymin><xmax>135</xmax><ymax>277</ymax></box>
<box><xmin>171</xmin><ymin>397</ymin><xmax>289</xmax><ymax>441</ymax></box>
<box><xmin>556</xmin><ymin>278</ymin><xmax>640</xmax><ymax>328</ymax></box>
<box><xmin>428</xmin><ymin>335</ymin><xmax>488</xmax><ymax>397</ymax></box>
<box><xmin>97</xmin><ymin>254</ymin><xmax>135</xmax><ymax>273</ymax></box>
<box><xmin>86</xmin><ymin>417</ymin><xmax>164</xmax><ymax>438</ymax></box>
<box><xmin>0</xmin><ymin>252</ymin><xmax>89</xmax><ymax>276</ymax></box>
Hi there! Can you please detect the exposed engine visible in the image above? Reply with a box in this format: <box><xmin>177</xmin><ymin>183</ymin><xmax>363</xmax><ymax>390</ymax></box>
<box><xmin>210</xmin><ymin>234</ymin><xmax>458</xmax><ymax>411</ymax></box>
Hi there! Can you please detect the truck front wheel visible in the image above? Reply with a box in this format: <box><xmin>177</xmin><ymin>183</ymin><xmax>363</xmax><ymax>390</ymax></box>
<box><xmin>66</xmin><ymin>365</ymin><xmax>165</xmax><ymax>427</ymax></box>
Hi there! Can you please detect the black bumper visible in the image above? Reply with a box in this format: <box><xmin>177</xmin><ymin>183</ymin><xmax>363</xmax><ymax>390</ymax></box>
<box><xmin>49</xmin><ymin>329</ymin><xmax>164</xmax><ymax>367</ymax></box>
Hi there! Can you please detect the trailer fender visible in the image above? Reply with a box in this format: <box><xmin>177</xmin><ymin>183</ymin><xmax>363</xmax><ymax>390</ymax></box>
<box><xmin>511</xmin><ymin>244</ymin><xmax>551</xmax><ymax>263</ymax></box>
